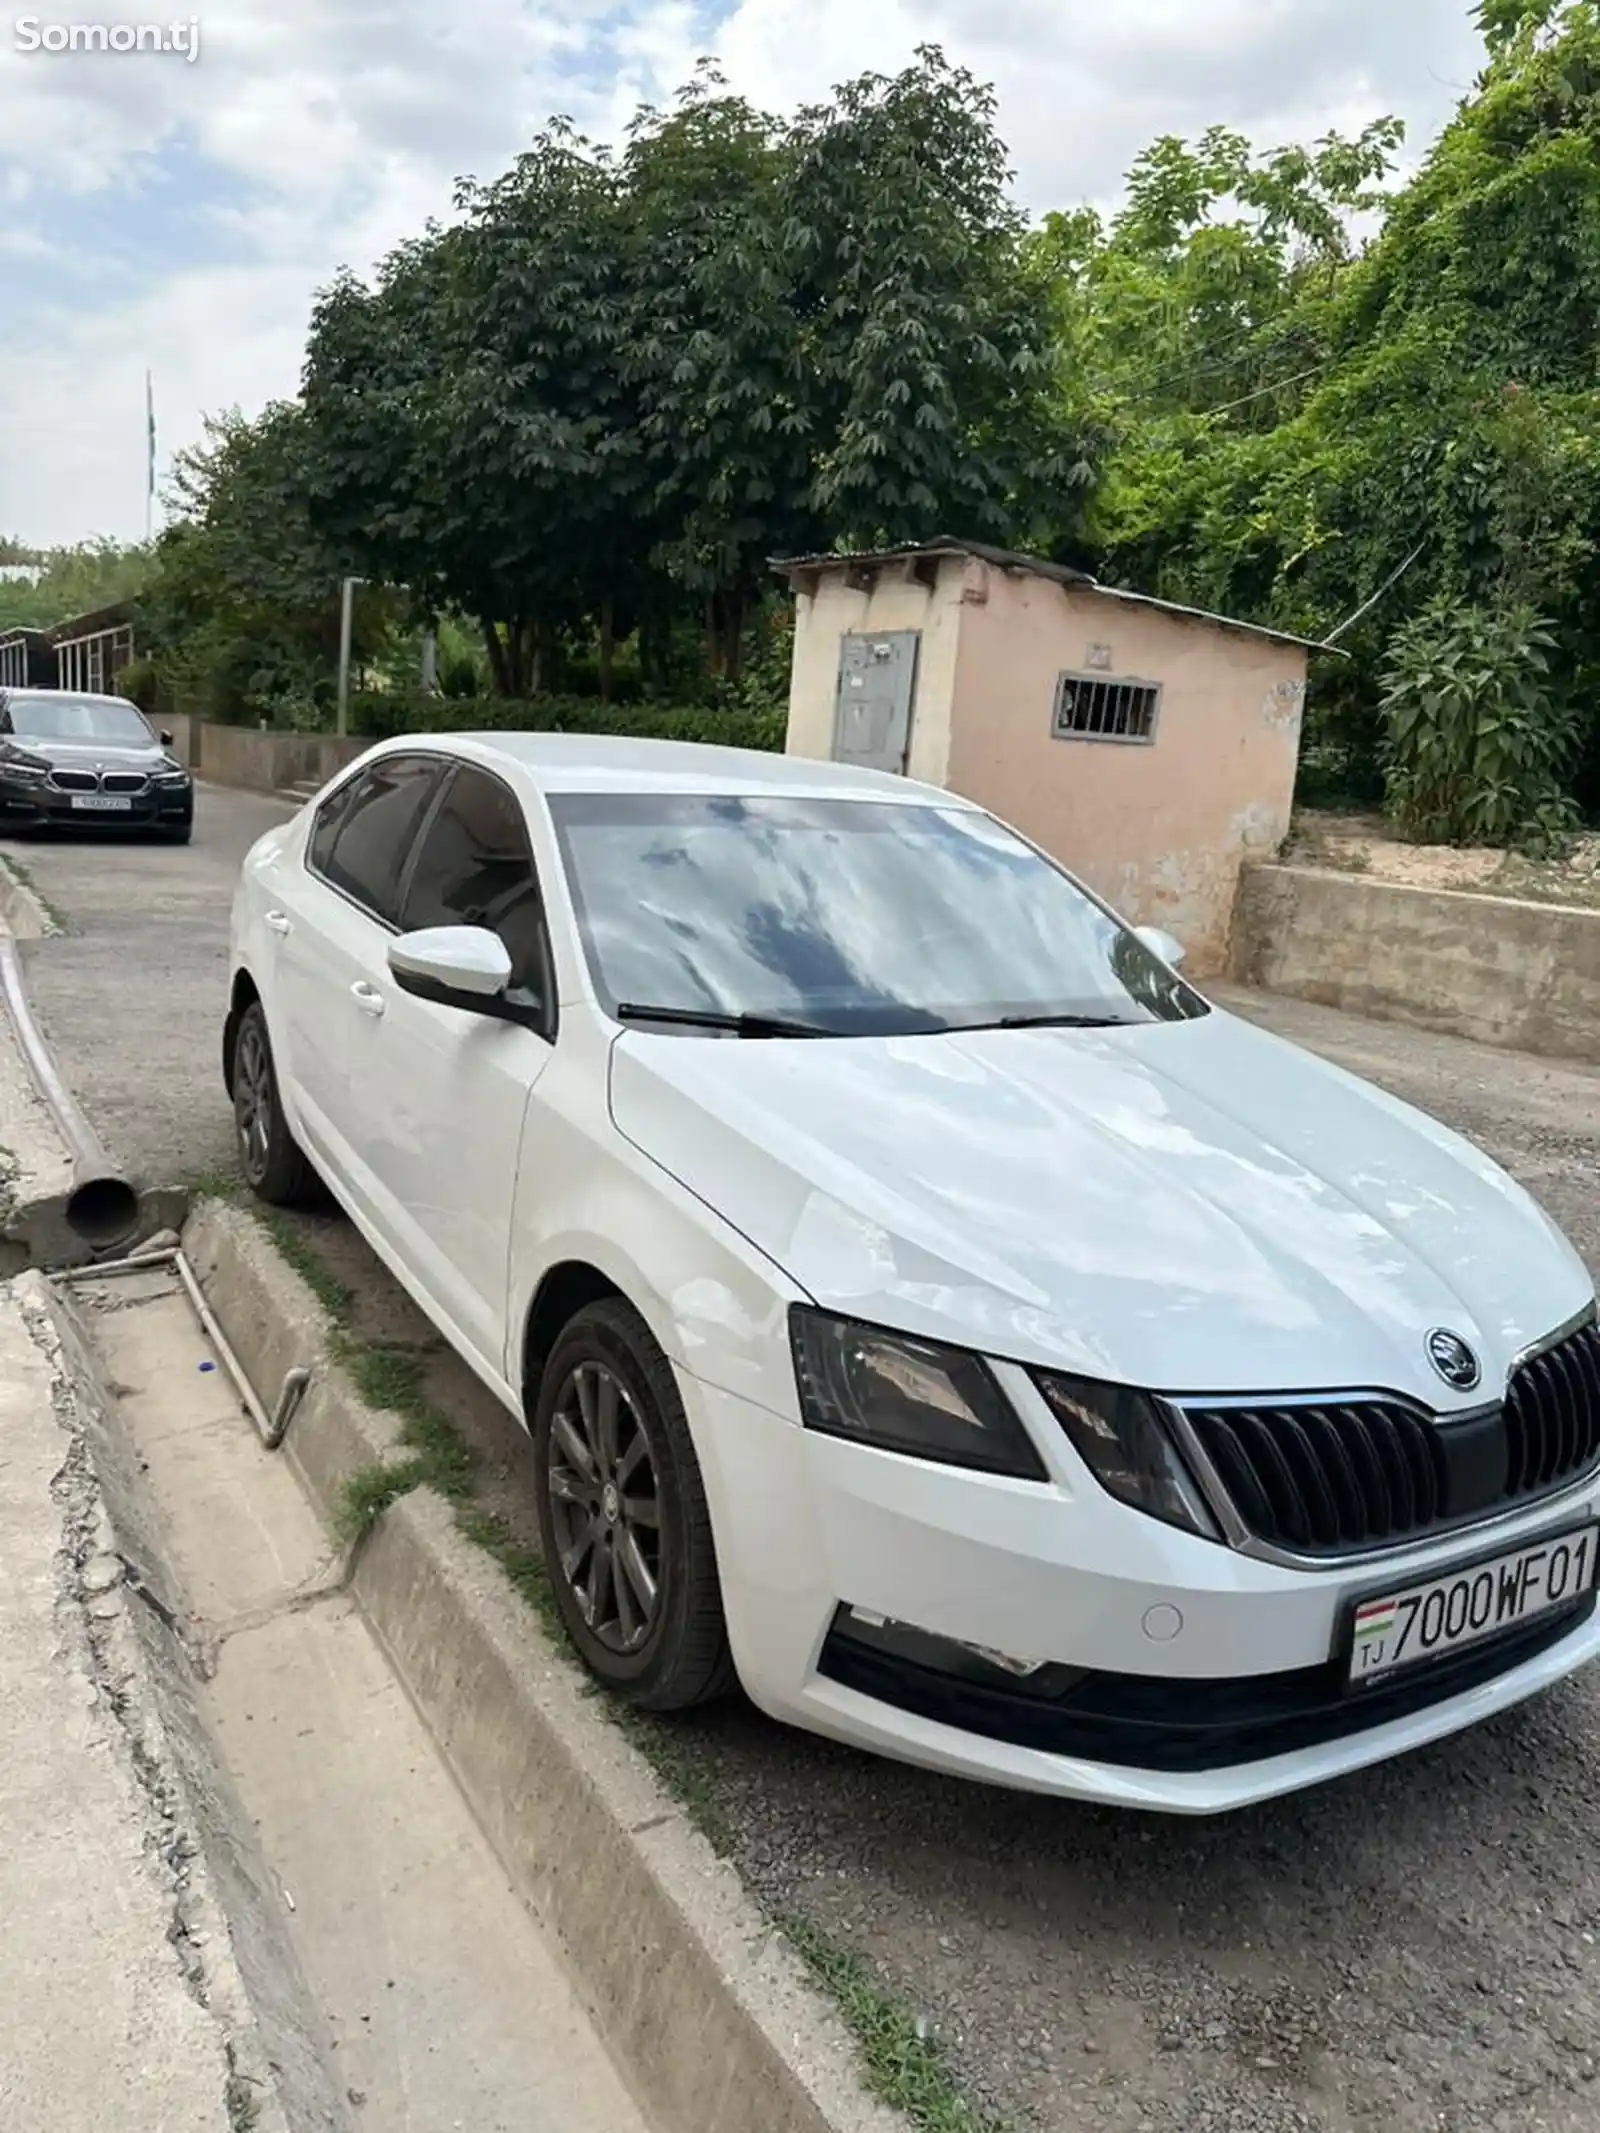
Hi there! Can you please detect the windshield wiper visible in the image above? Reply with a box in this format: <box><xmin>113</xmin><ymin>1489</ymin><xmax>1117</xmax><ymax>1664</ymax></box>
<box><xmin>615</xmin><ymin>1002</ymin><xmax>841</xmax><ymax>1039</ymax></box>
<box><xmin>987</xmin><ymin>1013</ymin><xmax>1133</xmax><ymax>1031</ymax></box>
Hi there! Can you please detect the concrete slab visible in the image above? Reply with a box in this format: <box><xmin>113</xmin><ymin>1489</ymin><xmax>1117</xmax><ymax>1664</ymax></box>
<box><xmin>85</xmin><ymin>1272</ymin><xmax>653</xmax><ymax>2133</ymax></box>
<box><xmin>0</xmin><ymin>1283</ymin><xmax>238</xmax><ymax>2132</ymax></box>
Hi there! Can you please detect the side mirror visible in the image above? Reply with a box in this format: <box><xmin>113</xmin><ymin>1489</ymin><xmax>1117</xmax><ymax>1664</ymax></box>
<box><xmin>159</xmin><ymin>728</ymin><xmax>174</xmax><ymax>747</ymax></box>
<box><xmin>389</xmin><ymin>925</ymin><xmax>513</xmax><ymax>1009</ymax></box>
<box><xmin>1134</xmin><ymin>925</ymin><xmax>1186</xmax><ymax>970</ymax></box>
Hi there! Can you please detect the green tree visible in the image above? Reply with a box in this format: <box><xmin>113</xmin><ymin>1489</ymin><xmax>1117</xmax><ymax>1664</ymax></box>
<box><xmin>143</xmin><ymin>405</ymin><xmax>398</xmax><ymax>723</ymax></box>
<box><xmin>791</xmin><ymin>47</ymin><xmax>1082</xmax><ymax>547</ymax></box>
<box><xmin>0</xmin><ymin>539</ymin><xmax>149</xmax><ymax>633</ymax></box>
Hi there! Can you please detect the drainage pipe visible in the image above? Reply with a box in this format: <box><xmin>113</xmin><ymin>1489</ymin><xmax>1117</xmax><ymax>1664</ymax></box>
<box><xmin>0</xmin><ymin>937</ymin><xmax>140</xmax><ymax>1248</ymax></box>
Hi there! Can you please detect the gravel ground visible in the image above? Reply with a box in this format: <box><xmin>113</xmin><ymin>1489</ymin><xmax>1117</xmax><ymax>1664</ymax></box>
<box><xmin>9</xmin><ymin>790</ymin><xmax>1600</xmax><ymax>2133</ymax></box>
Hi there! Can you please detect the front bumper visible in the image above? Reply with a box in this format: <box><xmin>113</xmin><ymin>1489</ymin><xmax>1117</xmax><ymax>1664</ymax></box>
<box><xmin>684</xmin><ymin>1366</ymin><xmax>1600</xmax><ymax>1812</ymax></box>
<box><xmin>0</xmin><ymin>780</ymin><xmax>193</xmax><ymax>830</ymax></box>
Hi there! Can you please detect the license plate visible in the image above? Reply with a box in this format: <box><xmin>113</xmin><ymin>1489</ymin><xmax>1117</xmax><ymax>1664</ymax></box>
<box><xmin>1348</xmin><ymin>1523</ymin><xmax>1599</xmax><ymax>1687</ymax></box>
<box><xmin>69</xmin><ymin>794</ymin><xmax>132</xmax><ymax>812</ymax></box>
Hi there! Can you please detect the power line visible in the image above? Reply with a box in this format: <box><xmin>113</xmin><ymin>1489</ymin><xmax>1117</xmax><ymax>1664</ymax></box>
<box><xmin>1203</xmin><ymin>360</ymin><xmax>1333</xmax><ymax>418</ymax></box>
<box><xmin>1324</xmin><ymin>542</ymin><xmax>1428</xmax><ymax>646</ymax></box>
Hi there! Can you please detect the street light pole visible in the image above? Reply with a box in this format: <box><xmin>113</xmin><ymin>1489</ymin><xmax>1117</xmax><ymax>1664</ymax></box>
<box><xmin>336</xmin><ymin>576</ymin><xmax>361</xmax><ymax>737</ymax></box>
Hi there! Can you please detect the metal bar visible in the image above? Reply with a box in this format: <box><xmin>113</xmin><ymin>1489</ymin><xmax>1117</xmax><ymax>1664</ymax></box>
<box><xmin>55</xmin><ymin>1246</ymin><xmax>309</xmax><ymax>1452</ymax></box>
<box><xmin>52</xmin><ymin>1247</ymin><xmax>179</xmax><ymax>1282</ymax></box>
<box><xmin>173</xmin><ymin>1248</ymin><xmax>276</xmax><ymax>1444</ymax></box>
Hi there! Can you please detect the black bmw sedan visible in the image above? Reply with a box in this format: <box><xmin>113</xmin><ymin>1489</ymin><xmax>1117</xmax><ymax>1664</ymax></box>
<box><xmin>0</xmin><ymin>689</ymin><xmax>194</xmax><ymax>842</ymax></box>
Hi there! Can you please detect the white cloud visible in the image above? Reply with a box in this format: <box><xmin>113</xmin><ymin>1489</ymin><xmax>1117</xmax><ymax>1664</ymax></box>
<box><xmin>0</xmin><ymin>0</ymin><xmax>1485</xmax><ymax>545</ymax></box>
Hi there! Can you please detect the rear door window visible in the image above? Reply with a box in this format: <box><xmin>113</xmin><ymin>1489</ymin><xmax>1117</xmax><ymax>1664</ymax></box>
<box><xmin>310</xmin><ymin>755</ymin><xmax>444</xmax><ymax>925</ymax></box>
<box><xmin>400</xmin><ymin>765</ymin><xmax>551</xmax><ymax>1013</ymax></box>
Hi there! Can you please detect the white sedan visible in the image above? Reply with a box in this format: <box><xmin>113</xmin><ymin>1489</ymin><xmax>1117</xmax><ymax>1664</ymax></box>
<box><xmin>225</xmin><ymin>734</ymin><xmax>1600</xmax><ymax>1812</ymax></box>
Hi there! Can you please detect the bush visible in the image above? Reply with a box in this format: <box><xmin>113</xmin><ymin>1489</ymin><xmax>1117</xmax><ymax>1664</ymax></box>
<box><xmin>346</xmin><ymin>689</ymin><xmax>787</xmax><ymax>754</ymax></box>
<box><xmin>1379</xmin><ymin>600</ymin><xmax>1579</xmax><ymax>851</ymax></box>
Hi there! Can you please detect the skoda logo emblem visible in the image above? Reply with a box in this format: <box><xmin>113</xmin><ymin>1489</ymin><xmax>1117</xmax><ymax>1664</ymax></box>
<box><xmin>1427</xmin><ymin>1329</ymin><xmax>1481</xmax><ymax>1393</ymax></box>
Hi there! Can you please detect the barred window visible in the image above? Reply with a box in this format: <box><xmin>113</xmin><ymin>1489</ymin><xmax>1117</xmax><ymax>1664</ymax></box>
<box><xmin>1052</xmin><ymin>673</ymin><xmax>1161</xmax><ymax>744</ymax></box>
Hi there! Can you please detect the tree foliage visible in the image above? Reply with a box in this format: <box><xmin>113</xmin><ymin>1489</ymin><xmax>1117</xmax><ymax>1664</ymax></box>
<box><xmin>1066</xmin><ymin>4</ymin><xmax>1600</xmax><ymax>832</ymax></box>
<box><xmin>0</xmin><ymin>539</ymin><xmax>148</xmax><ymax>632</ymax></box>
<box><xmin>295</xmin><ymin>48</ymin><xmax>1080</xmax><ymax>694</ymax></box>
<box><xmin>145</xmin><ymin>17</ymin><xmax>1600</xmax><ymax>837</ymax></box>
<box><xmin>142</xmin><ymin>406</ymin><xmax>400</xmax><ymax>724</ymax></box>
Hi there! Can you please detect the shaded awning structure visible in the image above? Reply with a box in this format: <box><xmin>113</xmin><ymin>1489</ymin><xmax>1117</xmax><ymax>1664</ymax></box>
<box><xmin>0</xmin><ymin>600</ymin><xmax>138</xmax><ymax>695</ymax></box>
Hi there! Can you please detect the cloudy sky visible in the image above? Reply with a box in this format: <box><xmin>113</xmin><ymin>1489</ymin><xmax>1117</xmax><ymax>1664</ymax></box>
<box><xmin>0</xmin><ymin>0</ymin><xmax>1486</xmax><ymax>549</ymax></box>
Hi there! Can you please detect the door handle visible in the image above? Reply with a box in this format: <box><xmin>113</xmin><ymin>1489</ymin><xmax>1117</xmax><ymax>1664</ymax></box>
<box><xmin>264</xmin><ymin>909</ymin><xmax>292</xmax><ymax>937</ymax></box>
<box><xmin>350</xmin><ymin>981</ymin><xmax>386</xmax><ymax>1019</ymax></box>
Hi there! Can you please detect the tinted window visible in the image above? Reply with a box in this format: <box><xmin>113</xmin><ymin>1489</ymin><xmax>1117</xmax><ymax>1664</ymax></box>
<box><xmin>401</xmin><ymin>765</ymin><xmax>549</xmax><ymax>1008</ymax></box>
<box><xmin>5</xmin><ymin>694</ymin><xmax>152</xmax><ymax>745</ymax></box>
<box><xmin>548</xmin><ymin>793</ymin><xmax>1208</xmax><ymax>1036</ymax></box>
<box><xmin>312</xmin><ymin>755</ymin><xmax>442</xmax><ymax>923</ymax></box>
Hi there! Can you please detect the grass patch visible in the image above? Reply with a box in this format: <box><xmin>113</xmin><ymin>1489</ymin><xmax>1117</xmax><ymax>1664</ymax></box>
<box><xmin>331</xmin><ymin>1350</ymin><xmax>479</xmax><ymax>1542</ymax></box>
<box><xmin>261</xmin><ymin>1213</ymin><xmax>354</xmax><ymax>1326</ymax></box>
<box><xmin>781</xmin><ymin>1917</ymin><xmax>1008</xmax><ymax>2133</ymax></box>
<box><xmin>331</xmin><ymin>1455</ymin><xmax>430</xmax><ymax>1546</ymax></box>
<box><xmin>458</xmin><ymin>1506</ymin><xmax>565</xmax><ymax>1637</ymax></box>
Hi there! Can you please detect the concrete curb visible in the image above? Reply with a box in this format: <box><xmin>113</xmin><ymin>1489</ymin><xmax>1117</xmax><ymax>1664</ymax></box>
<box><xmin>0</xmin><ymin>852</ymin><xmax>58</xmax><ymax>939</ymax></box>
<box><xmin>183</xmin><ymin>1198</ymin><xmax>903</xmax><ymax>2133</ymax></box>
<box><xmin>34</xmin><ymin>1275</ymin><xmax>342</xmax><ymax>2133</ymax></box>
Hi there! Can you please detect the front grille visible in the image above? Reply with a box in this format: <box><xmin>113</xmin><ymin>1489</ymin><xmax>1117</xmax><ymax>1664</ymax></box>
<box><xmin>1182</xmin><ymin>1316</ymin><xmax>1600</xmax><ymax>1558</ymax></box>
<box><xmin>101</xmin><ymin>771</ymin><xmax>148</xmax><ymax>795</ymax></box>
<box><xmin>48</xmin><ymin>769</ymin><xmax>97</xmax><ymax>793</ymax></box>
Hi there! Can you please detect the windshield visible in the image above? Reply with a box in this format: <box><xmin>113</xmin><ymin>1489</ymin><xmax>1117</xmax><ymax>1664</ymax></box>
<box><xmin>548</xmin><ymin>793</ymin><xmax>1207</xmax><ymax>1036</ymax></box>
<box><xmin>5</xmin><ymin>695</ymin><xmax>153</xmax><ymax>746</ymax></box>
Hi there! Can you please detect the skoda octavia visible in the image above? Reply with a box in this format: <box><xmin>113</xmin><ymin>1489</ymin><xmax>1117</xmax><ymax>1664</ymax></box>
<box><xmin>225</xmin><ymin>735</ymin><xmax>1600</xmax><ymax>1811</ymax></box>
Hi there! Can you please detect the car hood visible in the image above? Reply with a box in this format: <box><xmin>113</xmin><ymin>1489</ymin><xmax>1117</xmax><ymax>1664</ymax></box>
<box><xmin>13</xmin><ymin>737</ymin><xmax>169</xmax><ymax>772</ymax></box>
<box><xmin>609</xmin><ymin>1009</ymin><xmax>1594</xmax><ymax>1407</ymax></box>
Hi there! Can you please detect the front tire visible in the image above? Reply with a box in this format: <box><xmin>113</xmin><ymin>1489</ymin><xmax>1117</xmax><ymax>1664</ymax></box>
<box><xmin>232</xmin><ymin>1000</ymin><xmax>317</xmax><ymax>1205</ymax></box>
<box><xmin>533</xmin><ymin>1299</ymin><xmax>734</xmax><ymax>1712</ymax></box>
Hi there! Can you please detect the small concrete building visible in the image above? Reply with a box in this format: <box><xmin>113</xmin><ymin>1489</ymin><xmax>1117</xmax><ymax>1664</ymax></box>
<box><xmin>777</xmin><ymin>537</ymin><xmax>1326</xmax><ymax>974</ymax></box>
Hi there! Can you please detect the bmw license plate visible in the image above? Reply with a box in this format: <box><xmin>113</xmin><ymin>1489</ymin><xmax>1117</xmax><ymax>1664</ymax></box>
<box><xmin>70</xmin><ymin>794</ymin><xmax>132</xmax><ymax>811</ymax></box>
<box><xmin>1347</xmin><ymin>1522</ymin><xmax>1599</xmax><ymax>1688</ymax></box>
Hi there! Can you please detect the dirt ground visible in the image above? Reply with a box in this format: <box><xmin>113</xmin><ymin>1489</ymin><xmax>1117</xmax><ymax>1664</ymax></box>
<box><xmin>1285</xmin><ymin>810</ymin><xmax>1600</xmax><ymax>909</ymax></box>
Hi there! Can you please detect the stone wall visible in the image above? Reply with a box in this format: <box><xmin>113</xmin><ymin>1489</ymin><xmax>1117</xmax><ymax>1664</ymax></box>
<box><xmin>1231</xmin><ymin>864</ymin><xmax>1600</xmax><ymax>1063</ymax></box>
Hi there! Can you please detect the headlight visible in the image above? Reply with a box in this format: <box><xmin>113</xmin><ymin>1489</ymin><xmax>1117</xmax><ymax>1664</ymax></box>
<box><xmin>1033</xmin><ymin>1372</ymin><xmax>1219</xmax><ymax>1537</ymax></box>
<box><xmin>155</xmin><ymin>767</ymin><xmax>190</xmax><ymax>786</ymax></box>
<box><xmin>2</xmin><ymin>751</ymin><xmax>48</xmax><ymax>780</ymax></box>
<box><xmin>790</xmin><ymin>1308</ymin><xmax>1047</xmax><ymax>1480</ymax></box>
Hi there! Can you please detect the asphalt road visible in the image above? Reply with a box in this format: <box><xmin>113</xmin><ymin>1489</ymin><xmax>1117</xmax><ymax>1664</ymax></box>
<box><xmin>9</xmin><ymin>782</ymin><xmax>1600</xmax><ymax>2133</ymax></box>
<box><xmin>3</xmin><ymin>784</ymin><xmax>295</xmax><ymax>1186</ymax></box>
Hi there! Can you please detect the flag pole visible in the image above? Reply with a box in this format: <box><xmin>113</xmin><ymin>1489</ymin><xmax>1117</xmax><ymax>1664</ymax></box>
<box><xmin>145</xmin><ymin>370</ymin><xmax>155</xmax><ymax>544</ymax></box>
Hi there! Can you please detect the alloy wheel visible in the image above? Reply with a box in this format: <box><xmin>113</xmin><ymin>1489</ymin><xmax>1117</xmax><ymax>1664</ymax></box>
<box><xmin>546</xmin><ymin>1360</ymin><xmax>663</xmax><ymax>1654</ymax></box>
<box><xmin>235</xmin><ymin>1017</ymin><xmax>273</xmax><ymax>1185</ymax></box>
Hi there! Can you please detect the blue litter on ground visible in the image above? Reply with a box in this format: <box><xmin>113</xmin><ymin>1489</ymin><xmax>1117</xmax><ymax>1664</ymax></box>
<box><xmin>198</xmin><ymin>1360</ymin><xmax>217</xmax><ymax>1373</ymax></box>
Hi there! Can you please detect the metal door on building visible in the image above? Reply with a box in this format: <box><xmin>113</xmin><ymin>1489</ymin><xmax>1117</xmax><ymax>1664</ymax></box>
<box><xmin>831</xmin><ymin>630</ymin><xmax>920</xmax><ymax>774</ymax></box>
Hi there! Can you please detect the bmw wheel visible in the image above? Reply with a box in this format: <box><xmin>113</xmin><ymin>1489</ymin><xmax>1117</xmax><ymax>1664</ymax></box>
<box><xmin>232</xmin><ymin>1001</ymin><xmax>317</xmax><ymax>1206</ymax></box>
<box><xmin>533</xmin><ymin>1298</ymin><xmax>734</xmax><ymax>1711</ymax></box>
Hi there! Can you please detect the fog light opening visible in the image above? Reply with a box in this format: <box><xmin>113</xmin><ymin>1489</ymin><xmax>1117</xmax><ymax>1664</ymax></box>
<box><xmin>842</xmin><ymin>1606</ymin><xmax>1049</xmax><ymax>1680</ymax></box>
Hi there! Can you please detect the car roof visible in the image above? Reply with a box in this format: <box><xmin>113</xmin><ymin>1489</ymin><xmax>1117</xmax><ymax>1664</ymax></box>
<box><xmin>388</xmin><ymin>730</ymin><xmax>976</xmax><ymax>806</ymax></box>
<box><xmin>1</xmin><ymin>688</ymin><xmax>140</xmax><ymax>709</ymax></box>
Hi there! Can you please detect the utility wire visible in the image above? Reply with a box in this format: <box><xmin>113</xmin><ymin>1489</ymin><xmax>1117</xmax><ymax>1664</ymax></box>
<box><xmin>1324</xmin><ymin>542</ymin><xmax>1428</xmax><ymax>646</ymax></box>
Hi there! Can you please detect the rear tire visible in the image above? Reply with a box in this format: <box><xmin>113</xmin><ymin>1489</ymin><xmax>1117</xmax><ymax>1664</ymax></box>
<box><xmin>533</xmin><ymin>1299</ymin><xmax>734</xmax><ymax>1712</ymax></box>
<box><xmin>232</xmin><ymin>1000</ymin><xmax>317</xmax><ymax>1206</ymax></box>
